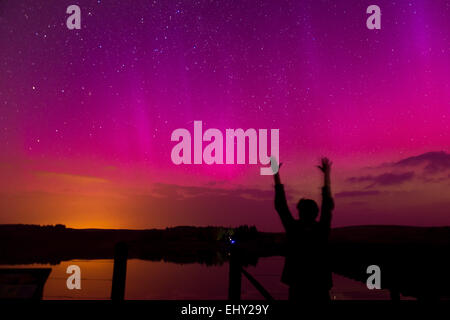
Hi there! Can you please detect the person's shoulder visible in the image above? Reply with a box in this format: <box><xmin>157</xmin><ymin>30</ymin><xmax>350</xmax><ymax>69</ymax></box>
<box><xmin>288</xmin><ymin>219</ymin><xmax>301</xmax><ymax>230</ymax></box>
<box><xmin>313</xmin><ymin>221</ymin><xmax>328</xmax><ymax>230</ymax></box>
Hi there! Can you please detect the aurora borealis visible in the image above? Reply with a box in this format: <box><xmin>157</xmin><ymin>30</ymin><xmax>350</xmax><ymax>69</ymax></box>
<box><xmin>0</xmin><ymin>0</ymin><xmax>449</xmax><ymax>230</ymax></box>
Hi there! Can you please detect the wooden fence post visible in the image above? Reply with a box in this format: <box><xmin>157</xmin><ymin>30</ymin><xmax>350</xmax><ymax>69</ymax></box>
<box><xmin>111</xmin><ymin>242</ymin><xmax>128</xmax><ymax>301</ymax></box>
<box><xmin>228</xmin><ymin>248</ymin><xmax>242</xmax><ymax>300</ymax></box>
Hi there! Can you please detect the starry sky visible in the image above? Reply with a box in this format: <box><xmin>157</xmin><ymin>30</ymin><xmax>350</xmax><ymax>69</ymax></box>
<box><xmin>0</xmin><ymin>0</ymin><xmax>449</xmax><ymax>230</ymax></box>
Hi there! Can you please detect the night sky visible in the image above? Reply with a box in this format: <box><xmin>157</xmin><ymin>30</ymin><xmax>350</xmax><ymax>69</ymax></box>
<box><xmin>0</xmin><ymin>0</ymin><xmax>449</xmax><ymax>230</ymax></box>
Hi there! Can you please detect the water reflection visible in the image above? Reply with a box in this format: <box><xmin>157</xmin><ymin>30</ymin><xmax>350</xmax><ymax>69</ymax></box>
<box><xmin>0</xmin><ymin>257</ymin><xmax>400</xmax><ymax>300</ymax></box>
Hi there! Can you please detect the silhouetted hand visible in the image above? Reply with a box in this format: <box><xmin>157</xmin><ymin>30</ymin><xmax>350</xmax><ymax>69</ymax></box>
<box><xmin>317</xmin><ymin>157</ymin><xmax>332</xmax><ymax>175</ymax></box>
<box><xmin>317</xmin><ymin>157</ymin><xmax>332</xmax><ymax>187</ymax></box>
<box><xmin>271</xmin><ymin>157</ymin><xmax>282</xmax><ymax>185</ymax></box>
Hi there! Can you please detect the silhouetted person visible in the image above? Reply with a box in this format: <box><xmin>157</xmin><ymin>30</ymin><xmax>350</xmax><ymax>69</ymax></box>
<box><xmin>273</xmin><ymin>158</ymin><xmax>334</xmax><ymax>302</ymax></box>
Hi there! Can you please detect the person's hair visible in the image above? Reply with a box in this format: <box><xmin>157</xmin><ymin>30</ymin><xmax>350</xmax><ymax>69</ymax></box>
<box><xmin>296</xmin><ymin>198</ymin><xmax>319</xmax><ymax>221</ymax></box>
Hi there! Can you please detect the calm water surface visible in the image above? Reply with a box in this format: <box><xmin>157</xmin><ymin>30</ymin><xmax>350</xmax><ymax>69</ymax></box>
<box><xmin>1</xmin><ymin>257</ymin><xmax>400</xmax><ymax>300</ymax></box>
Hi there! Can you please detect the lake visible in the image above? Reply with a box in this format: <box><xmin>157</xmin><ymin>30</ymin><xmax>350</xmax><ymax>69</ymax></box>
<box><xmin>0</xmin><ymin>256</ymin><xmax>405</xmax><ymax>300</ymax></box>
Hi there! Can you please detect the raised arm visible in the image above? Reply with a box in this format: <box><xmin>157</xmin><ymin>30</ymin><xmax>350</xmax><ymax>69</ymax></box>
<box><xmin>273</xmin><ymin>161</ymin><xmax>294</xmax><ymax>231</ymax></box>
<box><xmin>317</xmin><ymin>158</ymin><xmax>334</xmax><ymax>228</ymax></box>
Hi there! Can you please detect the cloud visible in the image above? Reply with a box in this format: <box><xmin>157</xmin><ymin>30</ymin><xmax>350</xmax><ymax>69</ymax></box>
<box><xmin>390</xmin><ymin>151</ymin><xmax>450</xmax><ymax>174</ymax></box>
<box><xmin>347</xmin><ymin>171</ymin><xmax>414</xmax><ymax>187</ymax></box>
<box><xmin>419</xmin><ymin>173</ymin><xmax>450</xmax><ymax>183</ymax></box>
<box><xmin>151</xmin><ymin>183</ymin><xmax>273</xmax><ymax>201</ymax></box>
<box><xmin>27</xmin><ymin>171</ymin><xmax>118</xmax><ymax>198</ymax></box>
<box><xmin>125</xmin><ymin>182</ymin><xmax>282</xmax><ymax>231</ymax></box>
<box><xmin>35</xmin><ymin>171</ymin><xmax>109</xmax><ymax>185</ymax></box>
<box><xmin>335</xmin><ymin>190</ymin><xmax>381</xmax><ymax>198</ymax></box>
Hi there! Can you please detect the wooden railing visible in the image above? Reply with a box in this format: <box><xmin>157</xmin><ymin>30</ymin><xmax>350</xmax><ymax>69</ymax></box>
<box><xmin>110</xmin><ymin>243</ymin><xmax>274</xmax><ymax>301</ymax></box>
<box><xmin>228</xmin><ymin>247</ymin><xmax>274</xmax><ymax>301</ymax></box>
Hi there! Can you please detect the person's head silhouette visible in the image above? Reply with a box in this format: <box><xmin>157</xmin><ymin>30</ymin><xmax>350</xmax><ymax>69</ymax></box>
<box><xmin>296</xmin><ymin>198</ymin><xmax>319</xmax><ymax>223</ymax></box>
